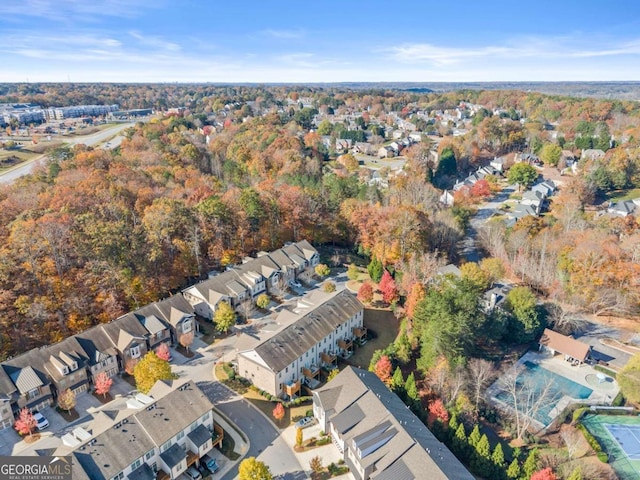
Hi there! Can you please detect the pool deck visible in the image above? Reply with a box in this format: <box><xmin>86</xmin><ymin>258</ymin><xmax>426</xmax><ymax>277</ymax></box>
<box><xmin>488</xmin><ymin>350</ymin><xmax>620</xmax><ymax>430</ymax></box>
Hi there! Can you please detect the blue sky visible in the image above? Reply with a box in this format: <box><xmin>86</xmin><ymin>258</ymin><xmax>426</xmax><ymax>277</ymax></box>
<box><xmin>2</xmin><ymin>0</ymin><xmax>640</xmax><ymax>82</ymax></box>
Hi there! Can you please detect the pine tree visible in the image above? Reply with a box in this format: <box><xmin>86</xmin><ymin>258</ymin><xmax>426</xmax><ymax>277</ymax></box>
<box><xmin>453</xmin><ymin>423</ymin><xmax>469</xmax><ymax>460</ymax></box>
<box><xmin>391</xmin><ymin>367</ymin><xmax>405</xmax><ymax>396</ymax></box>
<box><xmin>491</xmin><ymin>442</ymin><xmax>505</xmax><ymax>467</ymax></box>
<box><xmin>506</xmin><ymin>458</ymin><xmax>520</xmax><ymax>479</ymax></box>
<box><xmin>522</xmin><ymin>449</ymin><xmax>539</xmax><ymax>480</ymax></box>
<box><xmin>448</xmin><ymin>413</ymin><xmax>459</xmax><ymax>431</ymax></box>
<box><xmin>468</xmin><ymin>424</ymin><xmax>481</xmax><ymax>448</ymax></box>
<box><xmin>475</xmin><ymin>434</ymin><xmax>490</xmax><ymax>459</ymax></box>
<box><xmin>455</xmin><ymin>422</ymin><xmax>467</xmax><ymax>443</ymax></box>
<box><xmin>405</xmin><ymin>372</ymin><xmax>418</xmax><ymax>402</ymax></box>
<box><xmin>367</xmin><ymin>257</ymin><xmax>383</xmax><ymax>283</ymax></box>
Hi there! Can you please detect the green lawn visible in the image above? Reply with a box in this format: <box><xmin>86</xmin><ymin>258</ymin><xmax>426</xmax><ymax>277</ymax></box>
<box><xmin>347</xmin><ymin>308</ymin><xmax>399</xmax><ymax>369</ymax></box>
<box><xmin>243</xmin><ymin>389</ymin><xmax>312</xmax><ymax>429</ymax></box>
<box><xmin>607</xmin><ymin>188</ymin><xmax>640</xmax><ymax>203</ymax></box>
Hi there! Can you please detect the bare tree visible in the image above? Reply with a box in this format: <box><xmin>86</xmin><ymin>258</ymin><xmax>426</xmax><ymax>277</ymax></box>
<box><xmin>496</xmin><ymin>363</ymin><xmax>560</xmax><ymax>440</ymax></box>
<box><xmin>239</xmin><ymin>297</ymin><xmax>253</xmax><ymax>324</ymax></box>
<box><xmin>547</xmin><ymin>304</ymin><xmax>584</xmax><ymax>336</ymax></box>
<box><xmin>467</xmin><ymin>358</ymin><xmax>497</xmax><ymax>417</ymax></box>
<box><xmin>561</xmin><ymin>427</ymin><xmax>583</xmax><ymax>459</ymax></box>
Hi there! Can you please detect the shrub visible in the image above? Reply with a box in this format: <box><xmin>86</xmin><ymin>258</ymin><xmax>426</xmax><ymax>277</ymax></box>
<box><xmin>612</xmin><ymin>391</ymin><xmax>625</xmax><ymax>406</ymax></box>
<box><xmin>597</xmin><ymin>451</ymin><xmax>608</xmax><ymax>463</ymax></box>
<box><xmin>576</xmin><ymin>423</ymin><xmax>602</xmax><ymax>452</ymax></box>
<box><xmin>316</xmin><ymin>436</ymin><xmax>331</xmax><ymax>446</ymax></box>
<box><xmin>572</xmin><ymin>407</ymin><xmax>588</xmax><ymax>424</ymax></box>
<box><xmin>306</xmin><ymin>409</ymin><xmax>314</xmax><ymax>417</ymax></box>
<box><xmin>594</xmin><ymin>365</ymin><xmax>617</xmax><ymax>379</ymax></box>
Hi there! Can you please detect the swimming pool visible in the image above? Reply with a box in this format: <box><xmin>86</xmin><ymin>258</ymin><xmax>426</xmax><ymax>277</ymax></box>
<box><xmin>495</xmin><ymin>361</ymin><xmax>593</xmax><ymax>425</ymax></box>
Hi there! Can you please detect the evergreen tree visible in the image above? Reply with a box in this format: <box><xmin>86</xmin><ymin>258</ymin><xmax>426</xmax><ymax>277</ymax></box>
<box><xmin>491</xmin><ymin>442</ymin><xmax>505</xmax><ymax>467</ymax></box>
<box><xmin>391</xmin><ymin>367</ymin><xmax>405</xmax><ymax>397</ymax></box>
<box><xmin>367</xmin><ymin>257</ymin><xmax>383</xmax><ymax>282</ymax></box>
<box><xmin>522</xmin><ymin>449</ymin><xmax>539</xmax><ymax>480</ymax></box>
<box><xmin>506</xmin><ymin>458</ymin><xmax>520</xmax><ymax>479</ymax></box>
<box><xmin>468</xmin><ymin>424</ymin><xmax>481</xmax><ymax>448</ymax></box>
<box><xmin>453</xmin><ymin>423</ymin><xmax>469</xmax><ymax>460</ymax></box>
<box><xmin>448</xmin><ymin>413</ymin><xmax>459</xmax><ymax>431</ymax></box>
<box><xmin>404</xmin><ymin>372</ymin><xmax>419</xmax><ymax>411</ymax></box>
<box><xmin>476</xmin><ymin>434</ymin><xmax>491</xmax><ymax>459</ymax></box>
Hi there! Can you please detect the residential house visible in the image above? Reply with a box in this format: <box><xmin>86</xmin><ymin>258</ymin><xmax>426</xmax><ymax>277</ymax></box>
<box><xmin>490</xmin><ymin>157</ymin><xmax>506</xmax><ymax>172</ymax></box>
<box><xmin>237</xmin><ymin>290</ymin><xmax>364</xmax><ymax>398</ymax></box>
<box><xmin>42</xmin><ymin>336</ymin><xmax>91</xmax><ymax>396</ymax></box>
<box><xmin>2</xmin><ymin>350</ymin><xmax>54</xmax><ymax>414</ymax></box>
<box><xmin>0</xmin><ymin>367</ymin><xmax>17</xmax><ymax>429</ymax></box>
<box><xmin>100</xmin><ymin>314</ymin><xmax>150</xmax><ymax>372</ymax></box>
<box><xmin>608</xmin><ymin>200</ymin><xmax>638</xmax><ymax>217</ymax></box>
<box><xmin>62</xmin><ymin>380</ymin><xmax>222</xmax><ymax>480</ymax></box>
<box><xmin>313</xmin><ymin>367</ymin><xmax>474</xmax><ymax>480</ymax></box>
<box><xmin>532</xmin><ymin>180</ymin><xmax>556</xmax><ymax>198</ymax></box>
<box><xmin>581</xmin><ymin>149</ymin><xmax>605</xmax><ymax>161</ymax></box>
<box><xmin>75</xmin><ymin>326</ymin><xmax>120</xmax><ymax>380</ymax></box>
<box><xmin>539</xmin><ymin>328</ymin><xmax>591</xmax><ymax>365</ymax></box>
<box><xmin>131</xmin><ymin>304</ymin><xmax>173</xmax><ymax>351</ymax></box>
<box><xmin>408</xmin><ymin>132</ymin><xmax>423</xmax><ymax>143</ymax></box>
<box><xmin>436</xmin><ymin>264</ymin><xmax>462</xmax><ymax>278</ymax></box>
<box><xmin>439</xmin><ymin>190</ymin><xmax>454</xmax><ymax>207</ymax></box>
<box><xmin>508</xmin><ymin>203</ymin><xmax>538</xmax><ymax>222</ymax></box>
<box><xmin>521</xmin><ymin>190</ymin><xmax>546</xmax><ymax>215</ymax></box>
<box><xmin>153</xmin><ymin>294</ymin><xmax>197</xmax><ymax>346</ymax></box>
<box><xmin>378</xmin><ymin>146</ymin><xmax>395</xmax><ymax>158</ymax></box>
<box><xmin>183</xmin><ymin>241</ymin><xmax>319</xmax><ymax>319</ymax></box>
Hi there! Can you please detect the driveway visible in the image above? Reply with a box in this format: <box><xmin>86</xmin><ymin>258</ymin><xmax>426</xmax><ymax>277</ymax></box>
<box><xmin>575</xmin><ymin>321</ymin><xmax>634</xmax><ymax>370</ymax></box>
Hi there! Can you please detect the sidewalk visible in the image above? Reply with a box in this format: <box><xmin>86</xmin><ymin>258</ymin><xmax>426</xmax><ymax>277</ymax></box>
<box><xmin>212</xmin><ymin>408</ymin><xmax>249</xmax><ymax>478</ymax></box>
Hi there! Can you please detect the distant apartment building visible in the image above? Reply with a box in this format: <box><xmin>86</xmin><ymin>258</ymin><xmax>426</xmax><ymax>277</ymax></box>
<box><xmin>56</xmin><ymin>380</ymin><xmax>223</xmax><ymax>480</ymax></box>
<box><xmin>0</xmin><ymin>103</ymin><xmax>45</xmax><ymax>125</ymax></box>
<box><xmin>44</xmin><ymin>104</ymin><xmax>119</xmax><ymax>120</ymax></box>
<box><xmin>237</xmin><ymin>289</ymin><xmax>364</xmax><ymax>399</ymax></box>
<box><xmin>183</xmin><ymin>240</ymin><xmax>319</xmax><ymax>320</ymax></box>
<box><xmin>313</xmin><ymin>367</ymin><xmax>474</xmax><ymax>480</ymax></box>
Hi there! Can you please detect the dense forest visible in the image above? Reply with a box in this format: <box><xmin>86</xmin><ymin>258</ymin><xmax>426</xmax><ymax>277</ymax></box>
<box><xmin>0</xmin><ymin>84</ymin><xmax>639</xmax><ymax>360</ymax></box>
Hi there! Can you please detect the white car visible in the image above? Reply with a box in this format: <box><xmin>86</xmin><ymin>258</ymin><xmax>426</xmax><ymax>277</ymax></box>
<box><xmin>33</xmin><ymin>412</ymin><xmax>49</xmax><ymax>430</ymax></box>
<box><xmin>295</xmin><ymin>416</ymin><xmax>314</xmax><ymax>428</ymax></box>
<box><xmin>290</xmin><ymin>280</ymin><xmax>302</xmax><ymax>288</ymax></box>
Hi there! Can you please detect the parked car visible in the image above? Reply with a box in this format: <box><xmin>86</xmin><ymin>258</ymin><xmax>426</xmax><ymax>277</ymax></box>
<box><xmin>33</xmin><ymin>412</ymin><xmax>49</xmax><ymax>431</ymax></box>
<box><xmin>185</xmin><ymin>466</ymin><xmax>202</xmax><ymax>480</ymax></box>
<box><xmin>289</xmin><ymin>280</ymin><xmax>302</xmax><ymax>288</ymax></box>
<box><xmin>295</xmin><ymin>416</ymin><xmax>314</xmax><ymax>428</ymax></box>
<box><xmin>201</xmin><ymin>453</ymin><xmax>220</xmax><ymax>473</ymax></box>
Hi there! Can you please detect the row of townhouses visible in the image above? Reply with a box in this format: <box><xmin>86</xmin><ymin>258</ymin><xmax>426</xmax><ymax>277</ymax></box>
<box><xmin>0</xmin><ymin>241</ymin><xmax>320</xmax><ymax>429</ymax></box>
<box><xmin>238</xmin><ymin>289</ymin><xmax>365</xmax><ymax>399</ymax></box>
<box><xmin>313</xmin><ymin>367</ymin><xmax>474</xmax><ymax>480</ymax></box>
<box><xmin>57</xmin><ymin>380</ymin><xmax>222</xmax><ymax>480</ymax></box>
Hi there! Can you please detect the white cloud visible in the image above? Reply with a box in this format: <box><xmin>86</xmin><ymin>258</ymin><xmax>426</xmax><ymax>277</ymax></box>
<box><xmin>262</xmin><ymin>29</ymin><xmax>305</xmax><ymax>39</ymax></box>
<box><xmin>129</xmin><ymin>31</ymin><xmax>181</xmax><ymax>52</ymax></box>
<box><xmin>0</xmin><ymin>0</ymin><xmax>161</xmax><ymax>20</ymax></box>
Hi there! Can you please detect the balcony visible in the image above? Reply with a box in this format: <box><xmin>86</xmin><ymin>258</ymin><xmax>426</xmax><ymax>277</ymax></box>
<box><xmin>212</xmin><ymin>424</ymin><xmax>224</xmax><ymax>448</ymax></box>
<box><xmin>353</xmin><ymin>326</ymin><xmax>367</xmax><ymax>340</ymax></box>
<box><xmin>302</xmin><ymin>364</ymin><xmax>320</xmax><ymax>379</ymax></box>
<box><xmin>338</xmin><ymin>338</ymin><xmax>353</xmax><ymax>351</ymax></box>
<box><xmin>321</xmin><ymin>351</ymin><xmax>337</xmax><ymax>367</ymax></box>
<box><xmin>187</xmin><ymin>450</ymin><xmax>198</xmax><ymax>467</ymax></box>
<box><xmin>283</xmin><ymin>379</ymin><xmax>301</xmax><ymax>398</ymax></box>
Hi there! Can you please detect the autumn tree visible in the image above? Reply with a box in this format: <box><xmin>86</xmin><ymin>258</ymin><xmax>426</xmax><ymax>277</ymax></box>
<box><xmin>272</xmin><ymin>402</ymin><xmax>285</xmax><ymax>422</ymax></box>
<box><xmin>405</xmin><ymin>283</ymin><xmax>425</xmax><ymax>320</ymax></box>
<box><xmin>179</xmin><ymin>331</ymin><xmax>194</xmax><ymax>352</ymax></box>
<box><xmin>326</xmin><ymin>368</ymin><xmax>340</xmax><ymax>382</ymax></box>
<box><xmin>507</xmin><ymin>162</ymin><xmax>538</xmax><ymax>190</ymax></box>
<box><xmin>357</xmin><ymin>282</ymin><xmax>374</xmax><ymax>303</ymax></box>
<box><xmin>309</xmin><ymin>455</ymin><xmax>323</xmax><ymax>476</ymax></box>
<box><xmin>530</xmin><ymin>467</ymin><xmax>558</xmax><ymax>480</ymax></box>
<box><xmin>427</xmin><ymin>398</ymin><xmax>449</xmax><ymax>426</ymax></box>
<box><xmin>256</xmin><ymin>293</ymin><xmax>270</xmax><ymax>310</ymax></box>
<box><xmin>460</xmin><ymin>262</ymin><xmax>491</xmax><ymax>291</ymax></box>
<box><xmin>315</xmin><ymin>263</ymin><xmax>330</xmax><ymax>277</ymax></box>
<box><xmin>94</xmin><ymin>372</ymin><xmax>113</xmax><ymax>398</ymax></box>
<box><xmin>14</xmin><ymin>407</ymin><xmax>36</xmax><ymax>436</ymax></box>
<box><xmin>540</xmin><ymin>143</ymin><xmax>562</xmax><ymax>167</ymax></box>
<box><xmin>296</xmin><ymin>427</ymin><xmax>303</xmax><ymax>447</ymax></box>
<box><xmin>378</xmin><ymin>270</ymin><xmax>399</xmax><ymax>304</ymax></box>
<box><xmin>155</xmin><ymin>342</ymin><xmax>171</xmax><ymax>361</ymax></box>
<box><xmin>239</xmin><ymin>457</ymin><xmax>272</xmax><ymax>480</ymax></box>
<box><xmin>133</xmin><ymin>351</ymin><xmax>174</xmax><ymax>394</ymax></box>
<box><xmin>374</xmin><ymin>355</ymin><xmax>393</xmax><ymax>385</ymax></box>
<box><xmin>214</xmin><ymin>301</ymin><xmax>236</xmax><ymax>333</ymax></box>
<box><xmin>323</xmin><ymin>281</ymin><xmax>336</xmax><ymax>293</ymax></box>
<box><xmin>58</xmin><ymin>388</ymin><xmax>76</xmax><ymax>414</ymax></box>
<box><xmin>479</xmin><ymin>257</ymin><xmax>505</xmax><ymax>286</ymax></box>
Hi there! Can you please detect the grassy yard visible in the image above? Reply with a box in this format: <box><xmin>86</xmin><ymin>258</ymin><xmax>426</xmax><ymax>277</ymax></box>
<box><xmin>0</xmin><ymin>149</ymin><xmax>40</xmax><ymax>170</ymax></box>
<box><xmin>243</xmin><ymin>389</ymin><xmax>312</xmax><ymax>429</ymax></box>
<box><xmin>347</xmin><ymin>308</ymin><xmax>399</xmax><ymax>369</ymax></box>
<box><xmin>607</xmin><ymin>188</ymin><xmax>640</xmax><ymax>202</ymax></box>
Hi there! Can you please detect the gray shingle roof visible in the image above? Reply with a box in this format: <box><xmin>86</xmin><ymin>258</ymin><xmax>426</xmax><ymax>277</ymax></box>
<box><xmin>133</xmin><ymin>380</ymin><xmax>213</xmax><ymax>446</ymax></box>
<box><xmin>75</xmin><ymin>326</ymin><xmax>118</xmax><ymax>364</ymax></box>
<box><xmin>8</xmin><ymin>366</ymin><xmax>43</xmax><ymax>394</ymax></box>
<box><xmin>187</xmin><ymin>424</ymin><xmax>211</xmax><ymax>447</ymax></box>
<box><xmin>128</xmin><ymin>463</ymin><xmax>156</xmax><ymax>480</ymax></box>
<box><xmin>160</xmin><ymin>442</ymin><xmax>186</xmax><ymax>469</ymax></box>
<box><xmin>251</xmin><ymin>290</ymin><xmax>363</xmax><ymax>372</ymax></box>
<box><xmin>316</xmin><ymin>367</ymin><xmax>473</xmax><ymax>480</ymax></box>
<box><xmin>153</xmin><ymin>295</ymin><xmax>194</xmax><ymax>328</ymax></box>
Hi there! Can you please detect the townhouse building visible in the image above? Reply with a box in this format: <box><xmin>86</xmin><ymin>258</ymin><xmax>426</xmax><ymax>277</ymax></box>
<box><xmin>237</xmin><ymin>290</ymin><xmax>364</xmax><ymax>399</ymax></box>
<box><xmin>183</xmin><ymin>240</ymin><xmax>319</xmax><ymax>320</ymax></box>
<box><xmin>58</xmin><ymin>380</ymin><xmax>222</xmax><ymax>480</ymax></box>
<box><xmin>313</xmin><ymin>367</ymin><xmax>474</xmax><ymax>480</ymax></box>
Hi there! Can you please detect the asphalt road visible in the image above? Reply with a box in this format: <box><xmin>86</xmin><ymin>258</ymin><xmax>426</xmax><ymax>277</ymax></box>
<box><xmin>198</xmin><ymin>382</ymin><xmax>302</xmax><ymax>480</ymax></box>
<box><xmin>0</xmin><ymin>122</ymin><xmax>134</xmax><ymax>184</ymax></box>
